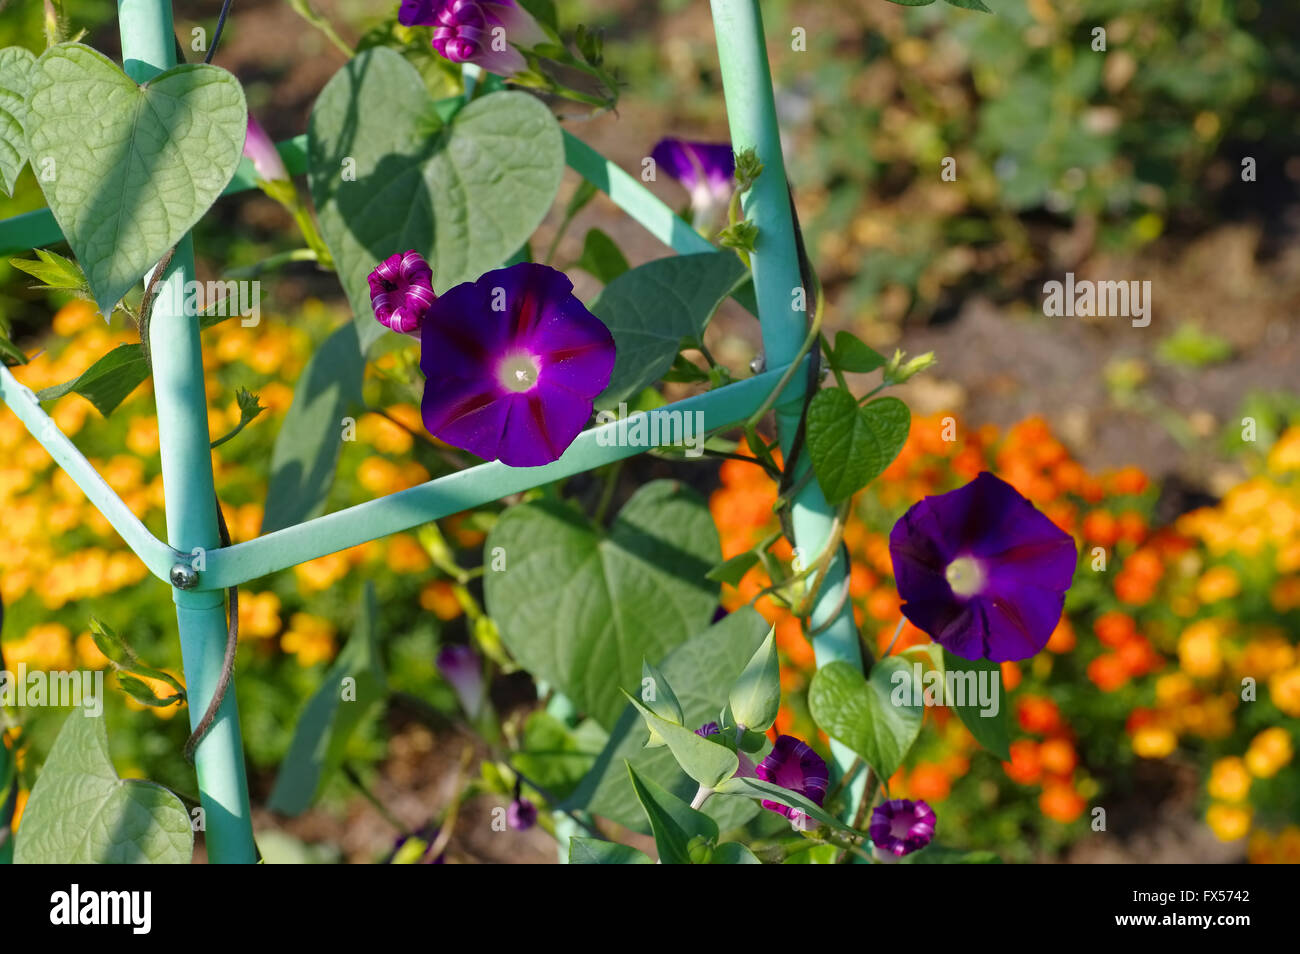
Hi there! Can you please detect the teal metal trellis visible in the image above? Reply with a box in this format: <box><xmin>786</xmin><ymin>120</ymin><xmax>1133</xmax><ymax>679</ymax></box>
<box><xmin>0</xmin><ymin>0</ymin><xmax>864</xmax><ymax>863</ymax></box>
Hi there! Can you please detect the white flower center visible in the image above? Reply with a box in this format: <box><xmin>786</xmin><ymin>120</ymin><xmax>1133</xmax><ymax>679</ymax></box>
<box><xmin>497</xmin><ymin>352</ymin><xmax>540</xmax><ymax>393</ymax></box>
<box><xmin>944</xmin><ymin>555</ymin><xmax>986</xmax><ymax>599</ymax></box>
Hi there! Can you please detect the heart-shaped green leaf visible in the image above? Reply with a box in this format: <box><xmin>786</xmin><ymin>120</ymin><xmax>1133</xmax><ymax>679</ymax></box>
<box><xmin>808</xmin><ymin>658</ymin><xmax>923</xmax><ymax>782</ymax></box>
<box><xmin>484</xmin><ymin>479</ymin><xmax>720</xmax><ymax>728</ymax></box>
<box><xmin>14</xmin><ymin>712</ymin><xmax>193</xmax><ymax>863</ymax></box>
<box><xmin>308</xmin><ymin>47</ymin><xmax>564</xmax><ymax>352</ymax></box>
<box><xmin>26</xmin><ymin>44</ymin><xmax>246</xmax><ymax>313</ymax></box>
<box><xmin>806</xmin><ymin>390</ymin><xmax>910</xmax><ymax>505</ymax></box>
<box><xmin>593</xmin><ymin>252</ymin><xmax>748</xmax><ymax>406</ymax></box>
<box><xmin>0</xmin><ymin>46</ymin><xmax>37</xmax><ymax>196</ymax></box>
<box><xmin>942</xmin><ymin>649</ymin><xmax>1011</xmax><ymax>761</ymax></box>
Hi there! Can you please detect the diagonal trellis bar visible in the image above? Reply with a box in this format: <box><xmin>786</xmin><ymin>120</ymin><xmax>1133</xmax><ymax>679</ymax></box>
<box><xmin>0</xmin><ymin>0</ymin><xmax>868</xmax><ymax>862</ymax></box>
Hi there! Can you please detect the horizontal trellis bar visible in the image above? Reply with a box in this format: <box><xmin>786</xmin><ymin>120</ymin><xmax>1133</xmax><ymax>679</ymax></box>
<box><xmin>196</xmin><ymin>358</ymin><xmax>809</xmax><ymax>590</ymax></box>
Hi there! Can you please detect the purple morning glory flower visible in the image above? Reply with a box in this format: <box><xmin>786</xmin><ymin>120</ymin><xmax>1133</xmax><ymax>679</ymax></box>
<box><xmin>651</xmin><ymin>138</ymin><xmax>735</xmax><ymax>228</ymax></box>
<box><xmin>437</xmin><ymin>644</ymin><xmax>485</xmax><ymax>718</ymax></box>
<box><xmin>869</xmin><ymin>798</ymin><xmax>936</xmax><ymax>858</ymax></box>
<box><xmin>368</xmin><ymin>250</ymin><xmax>437</xmax><ymax>336</ymax></box>
<box><xmin>399</xmin><ymin>0</ymin><xmax>546</xmax><ymax>78</ymax></box>
<box><xmin>695</xmin><ymin>722</ymin><xmax>720</xmax><ymax>738</ymax></box>
<box><xmin>243</xmin><ymin>115</ymin><xmax>288</xmax><ymax>183</ymax></box>
<box><xmin>888</xmin><ymin>471</ymin><xmax>1078</xmax><ymax>663</ymax></box>
<box><xmin>507</xmin><ymin>797</ymin><xmax>538</xmax><ymax>830</ymax></box>
<box><xmin>755</xmin><ymin>735</ymin><xmax>828</xmax><ymax>827</ymax></box>
<box><xmin>419</xmin><ymin>262</ymin><xmax>615</xmax><ymax>468</ymax></box>
<box><xmin>695</xmin><ymin>722</ymin><xmax>759</xmax><ymax>777</ymax></box>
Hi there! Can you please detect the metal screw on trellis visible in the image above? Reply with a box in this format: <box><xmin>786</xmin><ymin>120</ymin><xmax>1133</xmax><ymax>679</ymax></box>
<box><xmin>170</xmin><ymin>563</ymin><xmax>200</xmax><ymax>589</ymax></box>
<box><xmin>749</xmin><ymin>353</ymin><xmax>765</xmax><ymax>374</ymax></box>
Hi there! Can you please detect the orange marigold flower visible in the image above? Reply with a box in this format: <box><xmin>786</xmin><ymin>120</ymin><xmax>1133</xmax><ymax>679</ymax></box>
<box><xmin>908</xmin><ymin>763</ymin><xmax>952</xmax><ymax>801</ymax></box>
<box><xmin>1039</xmin><ymin>738</ymin><xmax>1077</xmax><ymax>776</ymax></box>
<box><xmin>1110</xmin><ymin>466</ymin><xmax>1150</xmax><ymax>496</ymax></box>
<box><xmin>1000</xmin><ymin>660</ymin><xmax>1022</xmax><ymax>692</ymax></box>
<box><xmin>1046</xmin><ymin>616</ymin><xmax>1076</xmax><ymax>653</ymax></box>
<box><xmin>1082</xmin><ymin>510</ymin><xmax>1119</xmax><ymax>547</ymax></box>
<box><xmin>1017</xmin><ymin>695</ymin><xmax>1064</xmax><ymax>735</ymax></box>
<box><xmin>1087</xmin><ymin>653</ymin><xmax>1130</xmax><ymax>692</ymax></box>
<box><xmin>1003</xmin><ymin>739</ymin><xmax>1042</xmax><ymax>785</ymax></box>
<box><xmin>1039</xmin><ymin>782</ymin><xmax>1085</xmax><ymax>822</ymax></box>
<box><xmin>1094</xmin><ymin>611</ymin><xmax>1137</xmax><ymax>648</ymax></box>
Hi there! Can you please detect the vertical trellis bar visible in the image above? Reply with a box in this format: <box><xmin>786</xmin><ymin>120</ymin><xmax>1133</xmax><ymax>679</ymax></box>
<box><xmin>119</xmin><ymin>0</ymin><xmax>257</xmax><ymax>863</ymax></box>
<box><xmin>709</xmin><ymin>0</ymin><xmax>867</xmax><ymax>812</ymax></box>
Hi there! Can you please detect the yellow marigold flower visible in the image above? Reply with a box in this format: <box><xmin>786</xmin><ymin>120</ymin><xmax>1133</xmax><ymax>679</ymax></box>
<box><xmin>259</xmin><ymin>381</ymin><xmax>294</xmax><ymax>415</ymax></box>
<box><xmin>358</xmin><ymin>457</ymin><xmax>403</xmax><ymax>497</ymax></box>
<box><xmin>75</xmin><ymin>630</ymin><xmax>110</xmax><ymax>669</ymax></box>
<box><xmin>1195</xmin><ymin>565</ymin><xmax>1240</xmax><ymax>603</ymax></box>
<box><xmin>1155</xmin><ymin>672</ymin><xmax>1195</xmax><ymax>707</ymax></box>
<box><xmin>103</xmin><ymin>455</ymin><xmax>145</xmax><ymax>495</ymax></box>
<box><xmin>1178</xmin><ymin>619</ymin><xmax>1223</xmax><ymax>678</ymax></box>
<box><xmin>1270</xmin><ymin>577</ymin><xmax>1300</xmax><ymax>613</ymax></box>
<box><xmin>50</xmin><ymin>397</ymin><xmax>90</xmax><ymax>438</ymax></box>
<box><xmin>358</xmin><ymin>414</ymin><xmax>414</xmax><ymax>455</ymax></box>
<box><xmin>1206</xmin><ymin>803</ymin><xmax>1252</xmax><ymax>842</ymax></box>
<box><xmin>1277</xmin><ymin>826</ymin><xmax>1300</xmax><ymax>864</ymax></box>
<box><xmin>387</xmin><ymin>403</ymin><xmax>423</xmax><ymax>434</ymax></box>
<box><xmin>6</xmin><ymin>623</ymin><xmax>74</xmax><ymax>671</ymax></box>
<box><xmin>293</xmin><ymin>551</ymin><xmax>350</xmax><ymax>592</ymax></box>
<box><xmin>1132</xmin><ymin>725</ymin><xmax>1177</xmax><ymax>759</ymax></box>
<box><xmin>281</xmin><ymin>613</ymin><xmax>337</xmax><ymax>666</ymax></box>
<box><xmin>1237</xmin><ymin>635</ymin><xmax>1296</xmax><ymax>679</ymax></box>
<box><xmin>126</xmin><ymin>416</ymin><xmax>160</xmax><ymax>455</ymax></box>
<box><xmin>1269</xmin><ymin>667</ymin><xmax>1300</xmax><ymax>718</ymax></box>
<box><xmin>387</xmin><ymin>534</ymin><xmax>431</xmax><ymax>574</ymax></box>
<box><xmin>420</xmin><ymin>580</ymin><xmax>464</xmax><ymax>621</ymax></box>
<box><xmin>51</xmin><ymin>299</ymin><xmax>98</xmax><ymax>336</ymax></box>
<box><xmin>1267</xmin><ymin>426</ymin><xmax>1300</xmax><ymax>474</ymax></box>
<box><xmin>1208</xmin><ymin>757</ymin><xmax>1251</xmax><ymax>802</ymax></box>
<box><xmin>238</xmin><ymin>591</ymin><xmax>282</xmax><ymax>640</ymax></box>
<box><xmin>1277</xmin><ymin>541</ymin><xmax>1300</xmax><ymax>575</ymax></box>
<box><xmin>1244</xmin><ymin>727</ymin><xmax>1294</xmax><ymax>779</ymax></box>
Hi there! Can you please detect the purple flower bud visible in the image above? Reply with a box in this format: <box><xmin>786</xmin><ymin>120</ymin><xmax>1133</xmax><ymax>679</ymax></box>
<box><xmin>650</xmin><ymin>138</ymin><xmax>735</xmax><ymax>229</ymax></box>
<box><xmin>889</xmin><ymin>471</ymin><xmax>1078</xmax><ymax>662</ymax></box>
<box><xmin>868</xmin><ymin>798</ymin><xmax>936</xmax><ymax>858</ymax></box>
<box><xmin>507</xmin><ymin>797</ymin><xmax>538</xmax><ymax>830</ymax></box>
<box><xmin>243</xmin><ymin>115</ymin><xmax>289</xmax><ymax>183</ymax></box>
<box><xmin>419</xmin><ymin>262</ymin><xmax>615</xmax><ymax>468</ymax></box>
<box><xmin>400</xmin><ymin>1</ymin><xmax>546</xmax><ymax>78</ymax></box>
<box><xmin>695</xmin><ymin>723</ymin><xmax>759</xmax><ymax>778</ymax></box>
<box><xmin>368</xmin><ymin>250</ymin><xmax>437</xmax><ymax>336</ymax></box>
<box><xmin>694</xmin><ymin>722</ymin><xmax>720</xmax><ymax>738</ymax></box>
<box><xmin>755</xmin><ymin>735</ymin><xmax>829</xmax><ymax>828</ymax></box>
<box><xmin>436</xmin><ymin>644</ymin><xmax>485</xmax><ymax>718</ymax></box>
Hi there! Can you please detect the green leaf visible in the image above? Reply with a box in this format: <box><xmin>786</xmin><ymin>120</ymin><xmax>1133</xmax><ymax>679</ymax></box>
<box><xmin>942</xmin><ymin>650</ymin><xmax>1011</xmax><ymax>761</ymax></box>
<box><xmin>261</xmin><ymin>323</ymin><xmax>364</xmax><ymax>534</ymax></box>
<box><xmin>830</xmin><ymin>331</ymin><xmax>886</xmax><ymax>374</ymax></box>
<box><xmin>0</xmin><ymin>47</ymin><xmax>36</xmax><ymax>197</ymax></box>
<box><xmin>705</xmin><ymin>550</ymin><xmax>761</xmax><ymax>585</ymax></box>
<box><xmin>574</xmin><ymin>228</ymin><xmax>629</xmax><ymax>284</ymax></box>
<box><xmin>308</xmin><ymin>48</ymin><xmax>564</xmax><ymax>352</ymax></box>
<box><xmin>483</xmin><ymin>479</ymin><xmax>720</xmax><ymax>728</ymax></box>
<box><xmin>13</xmin><ymin>712</ymin><xmax>193</xmax><ymax>863</ymax></box>
<box><xmin>510</xmin><ymin>712</ymin><xmax>605</xmax><ymax>801</ymax></box>
<box><xmin>87</xmin><ymin>617</ymin><xmax>186</xmax><ymax>700</ymax></box>
<box><xmin>626</xmin><ymin>763</ymin><xmax>719</xmax><ymax>864</ymax></box>
<box><xmin>711</xmin><ymin>842</ymin><xmax>762</xmax><ymax>864</ymax></box>
<box><xmin>808</xmin><ymin>658</ymin><xmax>923</xmax><ymax>781</ymax></box>
<box><xmin>268</xmin><ymin>583</ymin><xmax>387</xmax><ymax>815</ymax></box>
<box><xmin>592</xmin><ymin>252</ymin><xmax>748</xmax><ymax>406</ymax></box>
<box><xmin>901</xmin><ymin>843</ymin><xmax>1002</xmax><ymax>863</ymax></box>
<box><xmin>26</xmin><ymin>44</ymin><xmax>246</xmax><ymax>313</ymax></box>
<box><xmin>942</xmin><ymin>0</ymin><xmax>991</xmax><ymax>11</ymax></box>
<box><xmin>34</xmin><ymin>344</ymin><xmax>149</xmax><ymax>416</ymax></box>
<box><xmin>114</xmin><ymin>673</ymin><xmax>183</xmax><ymax>708</ymax></box>
<box><xmin>0</xmin><ymin>333</ymin><xmax>27</xmax><ymax>366</ymax></box>
<box><xmin>568</xmin><ymin>837</ymin><xmax>653</xmax><ymax>864</ymax></box>
<box><xmin>805</xmin><ymin>391</ymin><xmax>910</xmax><ymax>505</ymax></box>
<box><xmin>714</xmin><ymin>775</ymin><xmax>856</xmax><ymax>834</ymax></box>
<box><xmin>728</xmin><ymin>626</ymin><xmax>780</xmax><ymax>732</ymax></box>
<box><xmin>561</xmin><ymin>608</ymin><xmax>769</xmax><ymax>833</ymax></box>
<box><xmin>639</xmin><ymin>658</ymin><xmax>683</xmax><ymax>747</ymax></box>
<box><xmin>9</xmin><ymin>248</ymin><xmax>88</xmax><ymax>293</ymax></box>
<box><xmin>625</xmin><ymin>693</ymin><xmax>738</xmax><ymax>789</ymax></box>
